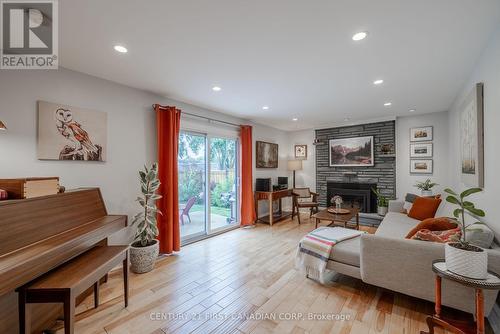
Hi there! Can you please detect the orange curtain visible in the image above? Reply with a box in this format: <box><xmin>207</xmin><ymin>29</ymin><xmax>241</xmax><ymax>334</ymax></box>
<box><xmin>240</xmin><ymin>125</ymin><xmax>256</xmax><ymax>226</ymax></box>
<box><xmin>155</xmin><ymin>104</ymin><xmax>181</xmax><ymax>254</ymax></box>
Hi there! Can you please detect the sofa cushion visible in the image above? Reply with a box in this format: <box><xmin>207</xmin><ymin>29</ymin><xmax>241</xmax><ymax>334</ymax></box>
<box><xmin>402</xmin><ymin>193</ymin><xmax>418</xmax><ymax>213</ymax></box>
<box><xmin>408</xmin><ymin>196</ymin><xmax>442</xmax><ymax>220</ymax></box>
<box><xmin>405</xmin><ymin>217</ymin><xmax>458</xmax><ymax>239</ymax></box>
<box><xmin>375</xmin><ymin>212</ymin><xmax>420</xmax><ymax>238</ymax></box>
<box><xmin>466</xmin><ymin>223</ymin><xmax>495</xmax><ymax>249</ymax></box>
<box><xmin>329</xmin><ymin>237</ymin><xmax>361</xmax><ymax>267</ymax></box>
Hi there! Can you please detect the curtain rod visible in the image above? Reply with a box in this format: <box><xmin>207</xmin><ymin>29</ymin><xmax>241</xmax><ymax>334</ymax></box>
<box><xmin>153</xmin><ymin>104</ymin><xmax>240</xmax><ymax>128</ymax></box>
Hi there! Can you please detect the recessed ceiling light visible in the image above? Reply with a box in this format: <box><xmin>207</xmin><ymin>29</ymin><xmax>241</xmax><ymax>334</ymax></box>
<box><xmin>373</xmin><ymin>79</ymin><xmax>384</xmax><ymax>85</ymax></box>
<box><xmin>384</xmin><ymin>102</ymin><xmax>392</xmax><ymax>106</ymax></box>
<box><xmin>113</xmin><ymin>45</ymin><xmax>128</xmax><ymax>53</ymax></box>
<box><xmin>352</xmin><ymin>32</ymin><xmax>368</xmax><ymax>41</ymax></box>
<box><xmin>262</xmin><ymin>106</ymin><xmax>269</xmax><ymax>110</ymax></box>
<box><xmin>212</xmin><ymin>86</ymin><xmax>221</xmax><ymax>92</ymax></box>
<box><xmin>409</xmin><ymin>109</ymin><xmax>416</xmax><ymax>112</ymax></box>
<box><xmin>292</xmin><ymin>118</ymin><xmax>298</xmax><ymax>121</ymax></box>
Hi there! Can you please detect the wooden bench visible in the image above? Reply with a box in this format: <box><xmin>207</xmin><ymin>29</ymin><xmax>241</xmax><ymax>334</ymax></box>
<box><xmin>17</xmin><ymin>246</ymin><xmax>129</xmax><ymax>334</ymax></box>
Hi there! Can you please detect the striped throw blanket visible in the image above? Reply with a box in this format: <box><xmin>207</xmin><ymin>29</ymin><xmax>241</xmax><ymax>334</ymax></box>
<box><xmin>295</xmin><ymin>227</ymin><xmax>364</xmax><ymax>284</ymax></box>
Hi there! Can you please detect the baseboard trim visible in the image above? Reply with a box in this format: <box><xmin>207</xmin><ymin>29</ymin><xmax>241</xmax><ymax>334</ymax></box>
<box><xmin>489</xmin><ymin>302</ymin><xmax>500</xmax><ymax>333</ymax></box>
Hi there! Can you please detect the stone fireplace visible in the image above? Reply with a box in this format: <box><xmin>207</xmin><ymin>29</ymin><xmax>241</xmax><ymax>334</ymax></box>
<box><xmin>315</xmin><ymin>121</ymin><xmax>396</xmax><ymax>208</ymax></box>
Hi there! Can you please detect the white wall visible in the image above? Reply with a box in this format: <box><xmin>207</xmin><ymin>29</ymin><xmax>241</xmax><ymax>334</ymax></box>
<box><xmin>395</xmin><ymin>111</ymin><xmax>450</xmax><ymax>200</ymax></box>
<box><xmin>448</xmin><ymin>25</ymin><xmax>500</xmax><ymax>240</ymax></box>
<box><xmin>0</xmin><ymin>68</ymin><xmax>290</xmax><ymax>238</ymax></box>
<box><xmin>287</xmin><ymin>129</ymin><xmax>316</xmax><ymax>191</ymax></box>
<box><xmin>252</xmin><ymin>123</ymin><xmax>292</xmax><ymax>216</ymax></box>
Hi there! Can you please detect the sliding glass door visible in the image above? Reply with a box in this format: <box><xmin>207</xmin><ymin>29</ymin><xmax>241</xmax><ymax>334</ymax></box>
<box><xmin>209</xmin><ymin>137</ymin><xmax>238</xmax><ymax>232</ymax></box>
<box><xmin>178</xmin><ymin>132</ymin><xmax>207</xmax><ymax>240</ymax></box>
<box><xmin>178</xmin><ymin>132</ymin><xmax>239</xmax><ymax>243</ymax></box>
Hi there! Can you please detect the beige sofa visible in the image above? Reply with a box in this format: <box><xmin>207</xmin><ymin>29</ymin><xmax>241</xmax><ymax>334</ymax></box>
<box><xmin>325</xmin><ymin>200</ymin><xmax>500</xmax><ymax>315</ymax></box>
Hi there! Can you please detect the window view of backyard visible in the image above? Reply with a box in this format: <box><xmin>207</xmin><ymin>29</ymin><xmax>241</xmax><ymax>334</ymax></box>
<box><xmin>178</xmin><ymin>132</ymin><xmax>238</xmax><ymax>241</ymax></box>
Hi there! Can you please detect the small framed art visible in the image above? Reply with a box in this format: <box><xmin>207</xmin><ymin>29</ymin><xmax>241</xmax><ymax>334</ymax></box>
<box><xmin>410</xmin><ymin>126</ymin><xmax>433</xmax><ymax>142</ymax></box>
<box><xmin>294</xmin><ymin>145</ymin><xmax>307</xmax><ymax>159</ymax></box>
<box><xmin>410</xmin><ymin>159</ymin><xmax>433</xmax><ymax>174</ymax></box>
<box><xmin>410</xmin><ymin>143</ymin><xmax>433</xmax><ymax>158</ymax></box>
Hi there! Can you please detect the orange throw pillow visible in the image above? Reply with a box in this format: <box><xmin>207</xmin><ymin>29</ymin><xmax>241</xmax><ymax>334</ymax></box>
<box><xmin>405</xmin><ymin>217</ymin><xmax>457</xmax><ymax>239</ymax></box>
<box><xmin>407</xmin><ymin>196</ymin><xmax>442</xmax><ymax>221</ymax></box>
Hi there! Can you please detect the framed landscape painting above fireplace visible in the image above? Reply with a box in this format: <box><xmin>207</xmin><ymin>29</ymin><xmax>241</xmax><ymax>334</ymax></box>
<box><xmin>329</xmin><ymin>136</ymin><xmax>374</xmax><ymax>167</ymax></box>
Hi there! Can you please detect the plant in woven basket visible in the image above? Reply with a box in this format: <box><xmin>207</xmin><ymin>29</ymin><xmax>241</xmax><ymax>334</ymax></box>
<box><xmin>129</xmin><ymin>163</ymin><xmax>163</xmax><ymax>274</ymax></box>
<box><xmin>444</xmin><ymin>187</ymin><xmax>488</xmax><ymax>279</ymax></box>
<box><xmin>131</xmin><ymin>163</ymin><xmax>162</xmax><ymax>247</ymax></box>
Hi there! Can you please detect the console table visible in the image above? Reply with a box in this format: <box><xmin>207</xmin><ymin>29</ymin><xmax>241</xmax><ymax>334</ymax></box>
<box><xmin>254</xmin><ymin>189</ymin><xmax>293</xmax><ymax>226</ymax></box>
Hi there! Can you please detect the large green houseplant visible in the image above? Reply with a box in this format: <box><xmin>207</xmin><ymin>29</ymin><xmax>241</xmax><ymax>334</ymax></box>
<box><xmin>444</xmin><ymin>187</ymin><xmax>487</xmax><ymax>279</ymax></box>
<box><xmin>129</xmin><ymin>163</ymin><xmax>162</xmax><ymax>274</ymax></box>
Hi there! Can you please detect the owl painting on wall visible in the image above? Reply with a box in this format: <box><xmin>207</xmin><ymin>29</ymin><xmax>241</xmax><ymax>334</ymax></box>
<box><xmin>37</xmin><ymin>101</ymin><xmax>107</xmax><ymax>161</ymax></box>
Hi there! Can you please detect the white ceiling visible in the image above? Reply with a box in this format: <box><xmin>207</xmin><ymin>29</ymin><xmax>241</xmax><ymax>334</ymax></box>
<box><xmin>60</xmin><ymin>0</ymin><xmax>500</xmax><ymax>131</ymax></box>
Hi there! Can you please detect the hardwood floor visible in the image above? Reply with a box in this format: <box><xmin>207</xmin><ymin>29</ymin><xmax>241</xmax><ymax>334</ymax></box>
<box><xmin>53</xmin><ymin>215</ymin><xmax>485</xmax><ymax>334</ymax></box>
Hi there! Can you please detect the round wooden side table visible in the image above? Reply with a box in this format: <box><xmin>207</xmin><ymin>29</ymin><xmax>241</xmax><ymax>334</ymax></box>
<box><xmin>422</xmin><ymin>259</ymin><xmax>500</xmax><ymax>334</ymax></box>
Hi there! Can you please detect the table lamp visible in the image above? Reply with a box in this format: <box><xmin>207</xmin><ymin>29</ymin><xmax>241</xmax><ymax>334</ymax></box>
<box><xmin>287</xmin><ymin>159</ymin><xmax>302</xmax><ymax>188</ymax></box>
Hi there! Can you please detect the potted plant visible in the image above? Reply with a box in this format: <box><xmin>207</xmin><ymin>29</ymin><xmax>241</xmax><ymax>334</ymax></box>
<box><xmin>414</xmin><ymin>179</ymin><xmax>438</xmax><ymax>196</ymax></box>
<box><xmin>444</xmin><ymin>187</ymin><xmax>487</xmax><ymax>279</ymax></box>
<box><xmin>371</xmin><ymin>188</ymin><xmax>389</xmax><ymax>216</ymax></box>
<box><xmin>130</xmin><ymin>163</ymin><xmax>162</xmax><ymax>274</ymax></box>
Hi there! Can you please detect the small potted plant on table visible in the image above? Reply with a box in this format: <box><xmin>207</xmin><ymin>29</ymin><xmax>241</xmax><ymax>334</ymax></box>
<box><xmin>444</xmin><ymin>187</ymin><xmax>487</xmax><ymax>279</ymax></box>
<box><xmin>415</xmin><ymin>179</ymin><xmax>438</xmax><ymax>196</ymax></box>
<box><xmin>371</xmin><ymin>188</ymin><xmax>389</xmax><ymax>216</ymax></box>
<box><xmin>130</xmin><ymin>163</ymin><xmax>162</xmax><ymax>274</ymax></box>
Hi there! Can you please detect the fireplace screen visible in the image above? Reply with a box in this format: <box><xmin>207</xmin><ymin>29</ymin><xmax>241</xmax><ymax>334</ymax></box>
<box><xmin>327</xmin><ymin>182</ymin><xmax>377</xmax><ymax>213</ymax></box>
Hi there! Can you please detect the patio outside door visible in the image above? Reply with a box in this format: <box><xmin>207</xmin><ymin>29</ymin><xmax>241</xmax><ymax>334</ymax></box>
<box><xmin>178</xmin><ymin>131</ymin><xmax>239</xmax><ymax>243</ymax></box>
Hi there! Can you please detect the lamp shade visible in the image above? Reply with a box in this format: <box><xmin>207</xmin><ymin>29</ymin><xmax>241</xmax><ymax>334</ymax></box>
<box><xmin>287</xmin><ymin>159</ymin><xmax>303</xmax><ymax>171</ymax></box>
<box><xmin>0</xmin><ymin>121</ymin><xmax>6</xmax><ymax>130</ymax></box>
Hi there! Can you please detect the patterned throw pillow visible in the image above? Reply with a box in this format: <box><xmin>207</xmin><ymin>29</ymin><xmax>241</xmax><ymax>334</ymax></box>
<box><xmin>411</xmin><ymin>227</ymin><xmax>462</xmax><ymax>243</ymax></box>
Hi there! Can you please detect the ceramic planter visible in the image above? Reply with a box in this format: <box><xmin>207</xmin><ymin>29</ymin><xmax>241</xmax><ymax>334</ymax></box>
<box><xmin>377</xmin><ymin>206</ymin><xmax>388</xmax><ymax>216</ymax></box>
<box><xmin>130</xmin><ymin>239</ymin><xmax>159</xmax><ymax>274</ymax></box>
<box><xmin>421</xmin><ymin>190</ymin><xmax>433</xmax><ymax>196</ymax></box>
<box><xmin>445</xmin><ymin>242</ymin><xmax>488</xmax><ymax>279</ymax></box>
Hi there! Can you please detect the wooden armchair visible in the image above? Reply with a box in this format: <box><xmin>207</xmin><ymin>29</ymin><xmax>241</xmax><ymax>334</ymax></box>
<box><xmin>292</xmin><ymin>188</ymin><xmax>319</xmax><ymax>224</ymax></box>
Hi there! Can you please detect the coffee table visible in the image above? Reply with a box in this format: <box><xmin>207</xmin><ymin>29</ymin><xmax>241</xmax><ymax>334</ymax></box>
<box><xmin>312</xmin><ymin>207</ymin><xmax>360</xmax><ymax>230</ymax></box>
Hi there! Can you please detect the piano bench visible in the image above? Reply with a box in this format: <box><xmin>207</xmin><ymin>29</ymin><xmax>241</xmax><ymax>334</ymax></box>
<box><xmin>17</xmin><ymin>246</ymin><xmax>129</xmax><ymax>334</ymax></box>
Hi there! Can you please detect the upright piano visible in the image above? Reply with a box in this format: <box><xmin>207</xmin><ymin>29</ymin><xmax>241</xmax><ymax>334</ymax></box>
<box><xmin>0</xmin><ymin>188</ymin><xmax>128</xmax><ymax>334</ymax></box>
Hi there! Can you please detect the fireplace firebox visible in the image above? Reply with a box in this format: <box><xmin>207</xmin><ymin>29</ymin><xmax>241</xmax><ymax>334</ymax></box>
<box><xmin>327</xmin><ymin>182</ymin><xmax>377</xmax><ymax>213</ymax></box>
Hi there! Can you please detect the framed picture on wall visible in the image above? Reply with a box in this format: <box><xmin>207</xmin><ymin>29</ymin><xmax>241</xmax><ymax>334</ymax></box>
<box><xmin>410</xmin><ymin>159</ymin><xmax>433</xmax><ymax>174</ymax></box>
<box><xmin>410</xmin><ymin>143</ymin><xmax>433</xmax><ymax>158</ymax></box>
<box><xmin>410</xmin><ymin>126</ymin><xmax>433</xmax><ymax>142</ymax></box>
<box><xmin>37</xmin><ymin>101</ymin><xmax>107</xmax><ymax>161</ymax></box>
<box><xmin>460</xmin><ymin>83</ymin><xmax>484</xmax><ymax>188</ymax></box>
<box><xmin>256</xmin><ymin>141</ymin><xmax>278</xmax><ymax>168</ymax></box>
<box><xmin>329</xmin><ymin>136</ymin><xmax>374</xmax><ymax>167</ymax></box>
<box><xmin>294</xmin><ymin>145</ymin><xmax>307</xmax><ymax>159</ymax></box>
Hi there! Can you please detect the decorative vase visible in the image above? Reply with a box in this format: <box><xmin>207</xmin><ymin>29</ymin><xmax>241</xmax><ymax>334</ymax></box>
<box><xmin>377</xmin><ymin>206</ymin><xmax>388</xmax><ymax>216</ymax></box>
<box><xmin>421</xmin><ymin>190</ymin><xmax>433</xmax><ymax>197</ymax></box>
<box><xmin>130</xmin><ymin>239</ymin><xmax>159</xmax><ymax>274</ymax></box>
<box><xmin>445</xmin><ymin>242</ymin><xmax>488</xmax><ymax>279</ymax></box>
